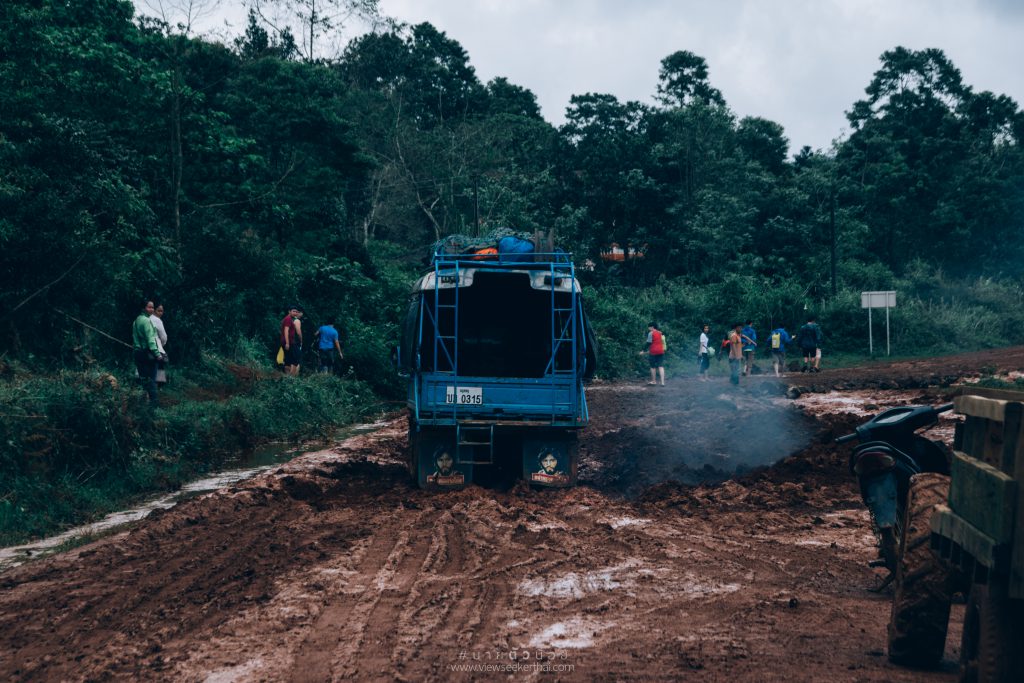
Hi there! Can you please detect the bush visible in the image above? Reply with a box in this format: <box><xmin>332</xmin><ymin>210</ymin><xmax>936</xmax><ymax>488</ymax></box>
<box><xmin>582</xmin><ymin>262</ymin><xmax>1024</xmax><ymax>372</ymax></box>
<box><xmin>0</xmin><ymin>361</ymin><xmax>373</xmax><ymax>545</ymax></box>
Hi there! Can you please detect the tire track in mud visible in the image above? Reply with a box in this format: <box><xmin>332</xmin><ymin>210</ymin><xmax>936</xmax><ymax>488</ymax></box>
<box><xmin>291</xmin><ymin>508</ymin><xmax>439</xmax><ymax>682</ymax></box>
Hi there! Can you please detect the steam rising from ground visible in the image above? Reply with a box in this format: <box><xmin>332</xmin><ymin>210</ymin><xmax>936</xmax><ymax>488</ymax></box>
<box><xmin>581</xmin><ymin>381</ymin><xmax>815</xmax><ymax>496</ymax></box>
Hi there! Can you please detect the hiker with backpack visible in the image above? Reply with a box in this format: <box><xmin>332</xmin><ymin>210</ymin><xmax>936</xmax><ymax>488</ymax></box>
<box><xmin>796</xmin><ymin>316</ymin><xmax>824</xmax><ymax>373</ymax></box>
<box><xmin>768</xmin><ymin>326</ymin><xmax>792</xmax><ymax>377</ymax></box>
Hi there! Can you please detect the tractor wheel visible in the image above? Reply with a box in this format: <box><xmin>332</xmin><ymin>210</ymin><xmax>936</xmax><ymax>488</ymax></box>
<box><xmin>887</xmin><ymin>472</ymin><xmax>952</xmax><ymax>667</ymax></box>
<box><xmin>964</xmin><ymin>583</ymin><xmax>1024</xmax><ymax>683</ymax></box>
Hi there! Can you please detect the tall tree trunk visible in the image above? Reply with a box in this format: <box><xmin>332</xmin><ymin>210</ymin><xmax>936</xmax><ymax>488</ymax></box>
<box><xmin>171</xmin><ymin>65</ymin><xmax>183</xmax><ymax>251</ymax></box>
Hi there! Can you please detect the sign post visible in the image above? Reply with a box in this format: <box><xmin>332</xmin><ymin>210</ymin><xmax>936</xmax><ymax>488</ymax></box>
<box><xmin>861</xmin><ymin>291</ymin><xmax>896</xmax><ymax>356</ymax></box>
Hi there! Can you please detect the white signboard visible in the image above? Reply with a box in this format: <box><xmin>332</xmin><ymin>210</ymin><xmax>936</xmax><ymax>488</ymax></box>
<box><xmin>861</xmin><ymin>291</ymin><xmax>896</xmax><ymax>309</ymax></box>
<box><xmin>860</xmin><ymin>291</ymin><xmax>896</xmax><ymax>355</ymax></box>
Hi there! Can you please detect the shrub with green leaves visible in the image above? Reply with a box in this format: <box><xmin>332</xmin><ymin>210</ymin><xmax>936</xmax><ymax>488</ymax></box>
<box><xmin>0</xmin><ymin>362</ymin><xmax>373</xmax><ymax>545</ymax></box>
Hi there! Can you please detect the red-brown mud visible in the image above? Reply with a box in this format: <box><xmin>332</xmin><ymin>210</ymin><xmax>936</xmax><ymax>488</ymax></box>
<box><xmin>3</xmin><ymin>347</ymin><xmax>1023</xmax><ymax>681</ymax></box>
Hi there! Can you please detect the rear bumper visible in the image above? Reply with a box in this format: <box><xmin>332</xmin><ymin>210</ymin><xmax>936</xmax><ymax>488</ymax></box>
<box><xmin>410</xmin><ymin>373</ymin><xmax>587</xmax><ymax>426</ymax></box>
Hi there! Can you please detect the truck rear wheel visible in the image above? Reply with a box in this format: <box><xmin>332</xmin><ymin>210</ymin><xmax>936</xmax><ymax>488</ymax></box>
<box><xmin>887</xmin><ymin>472</ymin><xmax>952</xmax><ymax>667</ymax></box>
<box><xmin>407</xmin><ymin>421</ymin><xmax>419</xmax><ymax>483</ymax></box>
<box><xmin>960</xmin><ymin>583</ymin><xmax>1024</xmax><ymax>683</ymax></box>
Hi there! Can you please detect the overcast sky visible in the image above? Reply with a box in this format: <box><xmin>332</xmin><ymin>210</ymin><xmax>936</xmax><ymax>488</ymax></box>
<box><xmin>142</xmin><ymin>0</ymin><xmax>1024</xmax><ymax>155</ymax></box>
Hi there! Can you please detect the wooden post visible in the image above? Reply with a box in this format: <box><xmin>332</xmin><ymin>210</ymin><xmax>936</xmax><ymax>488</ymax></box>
<box><xmin>1010</xmin><ymin>401</ymin><xmax>1024</xmax><ymax>598</ymax></box>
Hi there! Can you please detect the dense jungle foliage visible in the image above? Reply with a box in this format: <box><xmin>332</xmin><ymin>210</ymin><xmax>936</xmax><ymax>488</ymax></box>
<box><xmin>2</xmin><ymin>0</ymin><xmax>1023</xmax><ymax>540</ymax></box>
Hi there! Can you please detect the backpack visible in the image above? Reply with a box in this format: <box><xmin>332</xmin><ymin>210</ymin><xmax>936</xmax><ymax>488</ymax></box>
<box><xmin>799</xmin><ymin>324</ymin><xmax>817</xmax><ymax>350</ymax></box>
<box><xmin>771</xmin><ymin>332</ymin><xmax>781</xmax><ymax>350</ymax></box>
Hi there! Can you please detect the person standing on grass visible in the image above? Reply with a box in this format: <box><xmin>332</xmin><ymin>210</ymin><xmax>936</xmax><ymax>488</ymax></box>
<box><xmin>697</xmin><ymin>324</ymin><xmax>711</xmax><ymax>381</ymax></box>
<box><xmin>132</xmin><ymin>299</ymin><xmax>165</xmax><ymax>407</ymax></box>
<box><xmin>728</xmin><ymin>322</ymin><xmax>744</xmax><ymax>385</ymax></box>
<box><xmin>150</xmin><ymin>303</ymin><xmax>168</xmax><ymax>385</ymax></box>
<box><xmin>643</xmin><ymin>322</ymin><xmax>666</xmax><ymax>386</ymax></box>
<box><xmin>769</xmin><ymin>325</ymin><xmax>792</xmax><ymax>377</ymax></box>
<box><xmin>797</xmin><ymin>315</ymin><xmax>823</xmax><ymax>373</ymax></box>
<box><xmin>281</xmin><ymin>305</ymin><xmax>304</xmax><ymax>376</ymax></box>
<box><xmin>741</xmin><ymin>320</ymin><xmax>757</xmax><ymax>376</ymax></box>
<box><xmin>315</xmin><ymin>319</ymin><xmax>344</xmax><ymax>374</ymax></box>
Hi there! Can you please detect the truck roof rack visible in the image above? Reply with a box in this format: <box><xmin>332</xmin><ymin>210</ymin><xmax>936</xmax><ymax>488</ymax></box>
<box><xmin>430</xmin><ymin>232</ymin><xmax>572</xmax><ymax>268</ymax></box>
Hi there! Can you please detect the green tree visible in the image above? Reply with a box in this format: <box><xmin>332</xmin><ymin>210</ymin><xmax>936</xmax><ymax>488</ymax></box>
<box><xmin>655</xmin><ymin>51</ymin><xmax>725</xmax><ymax>108</ymax></box>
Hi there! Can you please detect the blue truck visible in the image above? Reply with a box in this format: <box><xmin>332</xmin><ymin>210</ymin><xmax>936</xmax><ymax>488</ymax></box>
<box><xmin>397</xmin><ymin>235</ymin><xmax>597</xmax><ymax>490</ymax></box>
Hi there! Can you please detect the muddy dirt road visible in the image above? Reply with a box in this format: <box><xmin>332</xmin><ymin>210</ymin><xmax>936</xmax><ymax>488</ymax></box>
<box><xmin>3</xmin><ymin>348</ymin><xmax>1024</xmax><ymax>682</ymax></box>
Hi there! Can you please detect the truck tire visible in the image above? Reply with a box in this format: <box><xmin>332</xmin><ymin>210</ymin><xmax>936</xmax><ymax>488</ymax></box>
<box><xmin>887</xmin><ymin>472</ymin><xmax>952</xmax><ymax>667</ymax></box>
<box><xmin>962</xmin><ymin>583</ymin><xmax>1024</xmax><ymax>683</ymax></box>
<box><xmin>407</xmin><ymin>418</ymin><xmax>419</xmax><ymax>483</ymax></box>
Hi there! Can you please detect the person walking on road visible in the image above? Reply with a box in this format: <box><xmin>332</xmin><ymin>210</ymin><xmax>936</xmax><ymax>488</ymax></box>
<box><xmin>643</xmin><ymin>322</ymin><xmax>666</xmax><ymax>386</ymax></box>
<box><xmin>314</xmin><ymin>319</ymin><xmax>344</xmax><ymax>374</ymax></box>
<box><xmin>768</xmin><ymin>326</ymin><xmax>792</xmax><ymax>377</ymax></box>
<box><xmin>741</xmin><ymin>320</ymin><xmax>757</xmax><ymax>376</ymax></box>
<box><xmin>728</xmin><ymin>322</ymin><xmax>744</xmax><ymax>385</ymax></box>
<box><xmin>697</xmin><ymin>324</ymin><xmax>712</xmax><ymax>381</ymax></box>
<box><xmin>797</xmin><ymin>316</ymin><xmax>823</xmax><ymax>373</ymax></box>
<box><xmin>281</xmin><ymin>306</ymin><xmax>304</xmax><ymax>376</ymax></box>
<box><xmin>133</xmin><ymin>299</ymin><xmax>166</xmax><ymax>407</ymax></box>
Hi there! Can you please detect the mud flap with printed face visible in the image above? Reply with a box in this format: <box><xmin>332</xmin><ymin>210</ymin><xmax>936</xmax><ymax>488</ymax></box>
<box><xmin>523</xmin><ymin>436</ymin><xmax>577</xmax><ymax>487</ymax></box>
<box><xmin>414</xmin><ymin>430</ymin><xmax>472</xmax><ymax>490</ymax></box>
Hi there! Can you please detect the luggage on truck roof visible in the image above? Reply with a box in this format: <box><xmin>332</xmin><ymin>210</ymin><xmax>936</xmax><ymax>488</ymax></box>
<box><xmin>432</xmin><ymin>229</ymin><xmax>570</xmax><ymax>265</ymax></box>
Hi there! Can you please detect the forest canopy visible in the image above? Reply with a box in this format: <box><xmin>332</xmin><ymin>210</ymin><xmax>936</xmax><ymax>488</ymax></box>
<box><xmin>2</xmin><ymin>0</ymin><xmax>1023</xmax><ymax>372</ymax></box>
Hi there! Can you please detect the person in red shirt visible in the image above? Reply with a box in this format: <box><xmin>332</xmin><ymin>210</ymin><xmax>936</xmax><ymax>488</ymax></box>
<box><xmin>643</xmin><ymin>322</ymin><xmax>666</xmax><ymax>386</ymax></box>
<box><xmin>280</xmin><ymin>306</ymin><xmax>304</xmax><ymax>375</ymax></box>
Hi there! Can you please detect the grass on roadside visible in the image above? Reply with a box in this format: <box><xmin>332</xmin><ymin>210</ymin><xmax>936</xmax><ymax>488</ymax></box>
<box><xmin>0</xmin><ymin>359</ymin><xmax>374</xmax><ymax>546</ymax></box>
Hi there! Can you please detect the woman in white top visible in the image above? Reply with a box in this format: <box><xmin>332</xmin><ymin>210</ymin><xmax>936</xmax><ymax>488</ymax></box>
<box><xmin>697</xmin><ymin>324</ymin><xmax>711</xmax><ymax>381</ymax></box>
<box><xmin>150</xmin><ymin>304</ymin><xmax>168</xmax><ymax>384</ymax></box>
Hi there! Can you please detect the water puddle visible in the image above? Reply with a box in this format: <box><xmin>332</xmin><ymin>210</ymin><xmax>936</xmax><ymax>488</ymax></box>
<box><xmin>519</xmin><ymin>565</ymin><xmax>629</xmax><ymax>599</ymax></box>
<box><xmin>527</xmin><ymin>618</ymin><xmax>616</xmax><ymax>649</ymax></box>
<box><xmin>606</xmin><ymin>516</ymin><xmax>651</xmax><ymax>529</ymax></box>
<box><xmin>0</xmin><ymin>420</ymin><xmax>387</xmax><ymax>572</ymax></box>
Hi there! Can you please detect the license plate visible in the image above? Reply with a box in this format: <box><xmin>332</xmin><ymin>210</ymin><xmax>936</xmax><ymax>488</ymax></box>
<box><xmin>445</xmin><ymin>386</ymin><xmax>483</xmax><ymax>405</ymax></box>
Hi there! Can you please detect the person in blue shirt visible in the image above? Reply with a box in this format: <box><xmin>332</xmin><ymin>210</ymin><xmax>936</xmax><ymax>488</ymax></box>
<box><xmin>768</xmin><ymin>327</ymin><xmax>792</xmax><ymax>377</ymax></box>
<box><xmin>741</xmin><ymin>320</ymin><xmax>757</xmax><ymax>376</ymax></box>
<box><xmin>314</xmin><ymin>319</ymin><xmax>344</xmax><ymax>373</ymax></box>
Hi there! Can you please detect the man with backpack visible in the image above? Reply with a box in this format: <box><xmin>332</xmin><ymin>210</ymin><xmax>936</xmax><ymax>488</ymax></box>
<box><xmin>768</xmin><ymin>326</ymin><xmax>792</xmax><ymax>377</ymax></box>
<box><xmin>797</xmin><ymin>316</ymin><xmax>824</xmax><ymax>373</ymax></box>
